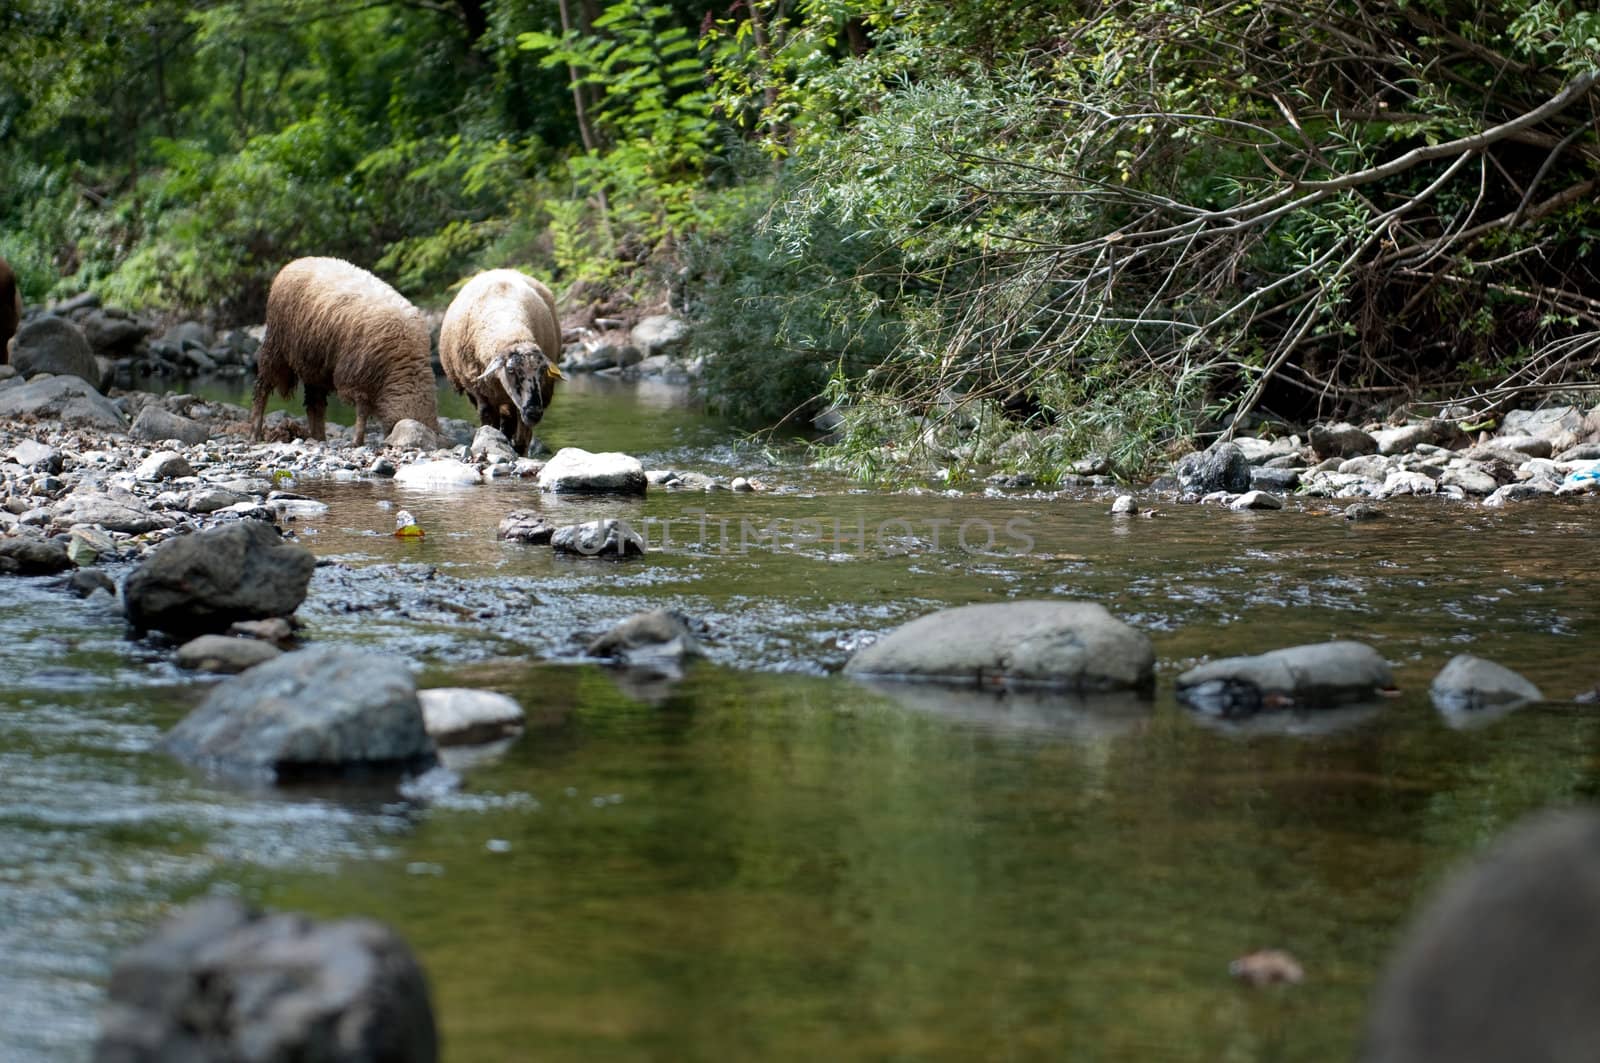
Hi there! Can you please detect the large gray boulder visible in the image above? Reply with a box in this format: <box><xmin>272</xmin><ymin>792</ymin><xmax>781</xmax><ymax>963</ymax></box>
<box><xmin>630</xmin><ymin>314</ymin><xmax>690</xmax><ymax>357</ymax></box>
<box><xmin>1176</xmin><ymin>640</ymin><xmax>1393</xmax><ymax>715</ymax></box>
<box><xmin>1430</xmin><ymin>653</ymin><xmax>1543</xmax><ymax>715</ymax></box>
<box><xmin>53</xmin><ymin>488</ymin><xmax>175</xmax><ymax>534</ymax></box>
<box><xmin>9</xmin><ymin>315</ymin><xmax>99</xmax><ymax>383</ymax></box>
<box><xmin>537</xmin><ymin>447</ymin><xmax>647</xmax><ymax>495</ymax></box>
<box><xmin>0</xmin><ymin>374</ymin><xmax>125</xmax><ymax>430</ymax></box>
<box><xmin>0</xmin><ymin>533</ymin><xmax>73</xmax><ymax>576</ymax></box>
<box><xmin>1175</xmin><ymin>440</ymin><xmax>1250</xmax><ymax>494</ymax></box>
<box><xmin>74</xmin><ymin>306</ymin><xmax>152</xmax><ymax>357</ymax></box>
<box><xmin>1310</xmin><ymin>422</ymin><xmax>1379</xmax><ymax>460</ymax></box>
<box><xmin>1362</xmin><ymin>810</ymin><xmax>1600</xmax><ymax>1063</ymax></box>
<box><xmin>93</xmin><ymin>895</ymin><xmax>437</xmax><ymax>1063</ymax></box>
<box><xmin>124</xmin><ymin>519</ymin><xmax>315</xmax><ymax>638</ymax></box>
<box><xmin>129</xmin><ymin>406</ymin><xmax>210</xmax><ymax>445</ymax></box>
<box><xmin>163</xmin><ymin>645</ymin><xmax>437</xmax><ymax>777</ymax></box>
<box><xmin>844</xmin><ymin>600</ymin><xmax>1155</xmax><ymax>692</ymax></box>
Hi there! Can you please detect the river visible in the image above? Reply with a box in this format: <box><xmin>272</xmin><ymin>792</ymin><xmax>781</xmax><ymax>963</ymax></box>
<box><xmin>3</xmin><ymin>375</ymin><xmax>1598</xmax><ymax>1060</ymax></box>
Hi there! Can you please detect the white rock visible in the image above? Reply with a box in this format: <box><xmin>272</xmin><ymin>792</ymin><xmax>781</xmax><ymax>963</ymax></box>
<box><xmin>394</xmin><ymin>459</ymin><xmax>482</xmax><ymax>488</ymax></box>
<box><xmin>1229</xmin><ymin>490</ymin><xmax>1283</xmax><ymax>510</ymax></box>
<box><xmin>417</xmin><ymin>688</ymin><xmax>525</xmax><ymax>746</ymax></box>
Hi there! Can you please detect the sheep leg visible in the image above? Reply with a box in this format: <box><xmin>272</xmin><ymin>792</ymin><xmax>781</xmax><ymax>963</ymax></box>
<box><xmin>304</xmin><ymin>386</ymin><xmax>328</xmax><ymax>441</ymax></box>
<box><xmin>249</xmin><ymin>377</ymin><xmax>271</xmax><ymax>441</ymax></box>
<box><xmin>512</xmin><ymin>421</ymin><xmax>533</xmax><ymax>456</ymax></box>
<box><xmin>352</xmin><ymin>408</ymin><xmax>368</xmax><ymax>446</ymax></box>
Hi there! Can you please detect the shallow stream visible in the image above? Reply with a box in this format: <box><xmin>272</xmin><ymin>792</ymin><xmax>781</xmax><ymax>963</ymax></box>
<box><xmin>5</xmin><ymin>377</ymin><xmax>1600</xmax><ymax>1060</ymax></box>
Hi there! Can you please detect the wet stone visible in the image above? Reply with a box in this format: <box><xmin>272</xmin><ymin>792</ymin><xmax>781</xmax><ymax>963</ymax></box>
<box><xmin>550</xmin><ymin>518</ymin><xmax>647</xmax><ymax>558</ymax></box>
<box><xmin>1176</xmin><ymin>640</ymin><xmax>1393</xmax><ymax>716</ymax></box>
<box><xmin>1430</xmin><ymin>654</ymin><xmax>1543</xmax><ymax>714</ymax></box>
<box><xmin>496</xmin><ymin>511</ymin><xmax>554</xmax><ymax>544</ymax></box>
<box><xmin>417</xmin><ymin>688</ymin><xmax>525</xmax><ymax>746</ymax></box>
<box><xmin>0</xmin><ymin>534</ymin><xmax>73</xmax><ymax>575</ymax></box>
<box><xmin>123</xmin><ymin>519</ymin><xmax>315</xmax><ymax>638</ymax></box>
<box><xmin>175</xmin><ymin>634</ymin><xmax>283</xmax><ymax>674</ymax></box>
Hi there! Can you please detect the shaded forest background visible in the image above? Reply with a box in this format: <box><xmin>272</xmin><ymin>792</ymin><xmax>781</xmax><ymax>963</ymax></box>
<box><xmin>2</xmin><ymin>0</ymin><xmax>1598</xmax><ymax>476</ymax></box>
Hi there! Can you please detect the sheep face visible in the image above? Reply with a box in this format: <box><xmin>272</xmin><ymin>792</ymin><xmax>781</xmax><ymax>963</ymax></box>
<box><xmin>477</xmin><ymin>341</ymin><xmax>562</xmax><ymax>427</ymax></box>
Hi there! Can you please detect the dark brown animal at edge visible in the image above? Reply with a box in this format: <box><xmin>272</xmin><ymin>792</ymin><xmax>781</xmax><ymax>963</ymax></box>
<box><xmin>0</xmin><ymin>256</ymin><xmax>20</xmax><ymax>366</ymax></box>
<box><xmin>249</xmin><ymin>257</ymin><xmax>438</xmax><ymax>445</ymax></box>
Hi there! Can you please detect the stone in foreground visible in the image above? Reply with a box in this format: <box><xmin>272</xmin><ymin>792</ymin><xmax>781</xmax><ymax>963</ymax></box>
<box><xmin>844</xmin><ymin>600</ymin><xmax>1155</xmax><ymax>692</ymax></box>
<box><xmin>0</xmin><ymin>534</ymin><xmax>73</xmax><ymax>576</ymax></box>
<box><xmin>1429</xmin><ymin>653</ymin><xmax>1543</xmax><ymax>714</ymax></box>
<box><xmin>163</xmin><ymin>645</ymin><xmax>437</xmax><ymax>779</ymax></box>
<box><xmin>537</xmin><ymin>447</ymin><xmax>647</xmax><ymax>495</ymax></box>
<box><xmin>1176</xmin><ymin>640</ymin><xmax>1392</xmax><ymax>715</ymax></box>
<box><xmin>417</xmin><ymin>688</ymin><xmax>525</xmax><ymax>746</ymax></box>
<box><xmin>1362</xmin><ymin>811</ymin><xmax>1600</xmax><ymax>1063</ymax></box>
<box><xmin>123</xmin><ymin>519</ymin><xmax>315</xmax><ymax>638</ymax></box>
<box><xmin>93</xmin><ymin>895</ymin><xmax>437</xmax><ymax>1063</ymax></box>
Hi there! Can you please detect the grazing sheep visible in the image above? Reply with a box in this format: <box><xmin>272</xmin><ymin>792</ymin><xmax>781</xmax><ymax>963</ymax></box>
<box><xmin>249</xmin><ymin>257</ymin><xmax>438</xmax><ymax>444</ymax></box>
<box><xmin>0</xmin><ymin>255</ymin><xmax>19</xmax><ymax>366</ymax></box>
<box><xmin>438</xmin><ymin>268</ymin><xmax>562</xmax><ymax>455</ymax></box>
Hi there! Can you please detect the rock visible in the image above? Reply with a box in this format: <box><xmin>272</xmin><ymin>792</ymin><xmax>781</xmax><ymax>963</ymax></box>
<box><xmin>74</xmin><ymin>306</ymin><xmax>152</xmax><ymax>356</ymax></box>
<box><xmin>65</xmin><ymin>568</ymin><xmax>116</xmax><ymax>598</ymax></box>
<box><xmin>1483</xmin><ymin>480</ymin><xmax>1557</xmax><ymax>507</ymax></box>
<box><xmin>1338</xmin><ymin>454</ymin><xmax>1393</xmax><ymax>481</ymax></box>
<box><xmin>1229</xmin><ymin>490</ymin><xmax>1283</xmax><ymax>510</ymax></box>
<box><xmin>0</xmin><ymin>534</ymin><xmax>73</xmax><ymax>575</ymax></box>
<box><xmin>175</xmin><ymin>634</ymin><xmax>284</xmax><ymax>674</ymax></box>
<box><xmin>1174</xmin><ymin>440</ymin><xmax>1250</xmax><ymax>494</ymax></box>
<box><xmin>1554</xmin><ymin>442</ymin><xmax>1600</xmax><ymax>462</ymax></box>
<box><xmin>368</xmin><ymin>456</ymin><xmax>397</xmax><ymax>477</ymax></box>
<box><xmin>496</xmin><ymin>511</ymin><xmax>554</xmax><ymax>544</ymax></box>
<box><xmin>436</xmin><ymin>417</ymin><xmax>475</xmax><ymax>447</ymax></box>
<box><xmin>566</xmin><ymin>335</ymin><xmax>642</xmax><ymax>372</ymax></box>
<box><xmin>1310</xmin><ymin>422</ymin><xmax>1378</xmax><ymax>460</ymax></box>
<box><xmin>393</xmin><ymin>459</ymin><xmax>480</xmax><ymax>488</ymax></box>
<box><xmin>550</xmin><ymin>518</ymin><xmax>647</xmax><ymax>558</ymax></box>
<box><xmin>186</xmin><ymin>486</ymin><xmax>248</xmax><ymax>514</ymax></box>
<box><xmin>537</xmin><ymin>447</ymin><xmax>647</xmax><ymax>495</ymax></box>
<box><xmin>124</xmin><ymin>519</ymin><xmax>315</xmax><ymax>638</ymax></box>
<box><xmin>161</xmin><ymin>319</ymin><xmax>215</xmax><ymax>349</ymax></box>
<box><xmin>6</xmin><ymin>439</ymin><xmax>63</xmax><ymax>473</ymax></box>
<box><xmin>1378</xmin><ymin>470</ymin><xmax>1438</xmax><ymax>497</ymax></box>
<box><xmin>67</xmin><ymin>523</ymin><xmax>118</xmax><ymax>565</ymax></box>
<box><xmin>229</xmin><ymin>617</ymin><xmax>296</xmax><ymax>646</ymax></box>
<box><xmin>844</xmin><ymin>601</ymin><xmax>1154</xmax><ymax>692</ymax></box>
<box><xmin>1440</xmin><ymin>465</ymin><xmax>1498</xmax><ymax>495</ymax></box>
<box><xmin>1343</xmin><ymin>503</ymin><xmax>1386</xmax><ymax>521</ymax></box>
<box><xmin>1430</xmin><ymin>654</ymin><xmax>1543</xmax><ymax>714</ymax></box>
<box><xmin>1501</xmin><ymin>405</ymin><xmax>1585</xmax><ymax>442</ymax></box>
<box><xmin>1175</xmin><ymin>641</ymin><xmax>1393</xmax><ymax>715</ymax></box>
<box><xmin>1230</xmin><ymin>949</ymin><xmax>1305</xmax><ymax>987</ymax></box>
<box><xmin>9</xmin><ymin>315</ymin><xmax>99</xmax><ymax>383</ymax></box>
<box><xmin>129</xmin><ymin>406</ymin><xmax>209</xmax><ymax>445</ymax></box>
<box><xmin>53</xmin><ymin>489</ymin><xmax>174</xmax><ymax>534</ymax></box>
<box><xmin>470</xmin><ymin>425</ymin><xmax>518</xmax><ymax>465</ymax></box>
<box><xmin>1110</xmin><ymin>494</ymin><xmax>1139</xmax><ymax>515</ymax></box>
<box><xmin>1371</xmin><ymin>419</ymin><xmax>1457</xmax><ymax>455</ymax></box>
<box><xmin>386</xmin><ymin>418</ymin><xmax>441</xmax><ymax>450</ymax></box>
<box><xmin>93</xmin><ymin>895</ymin><xmax>437</xmax><ymax>1063</ymax></box>
<box><xmin>1232</xmin><ymin>436</ymin><xmax>1300</xmax><ymax>464</ymax></box>
<box><xmin>1250</xmin><ymin>466</ymin><xmax>1301</xmax><ymax>492</ymax></box>
<box><xmin>134</xmin><ymin>450</ymin><xmax>194</xmax><ymax>482</ymax></box>
<box><xmin>0</xmin><ymin>374</ymin><xmax>126</xmax><ymax>430</ymax></box>
<box><xmin>587</xmin><ymin>609</ymin><xmax>704</xmax><ymax>671</ymax></box>
<box><xmin>1362</xmin><ymin>810</ymin><xmax>1600</xmax><ymax>1063</ymax></box>
<box><xmin>630</xmin><ymin>314</ymin><xmax>689</xmax><ymax>357</ymax></box>
<box><xmin>163</xmin><ymin>645</ymin><xmax>437</xmax><ymax>777</ymax></box>
<box><xmin>1489</xmin><ymin>434</ymin><xmax>1553</xmax><ymax>459</ymax></box>
<box><xmin>416</xmin><ymin>688</ymin><xmax>525</xmax><ymax>746</ymax></box>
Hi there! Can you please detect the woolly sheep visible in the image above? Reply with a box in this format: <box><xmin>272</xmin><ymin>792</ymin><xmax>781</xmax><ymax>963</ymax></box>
<box><xmin>0</xmin><ymin>255</ymin><xmax>19</xmax><ymax>365</ymax></box>
<box><xmin>438</xmin><ymin>268</ymin><xmax>562</xmax><ymax>455</ymax></box>
<box><xmin>249</xmin><ymin>257</ymin><xmax>438</xmax><ymax>444</ymax></box>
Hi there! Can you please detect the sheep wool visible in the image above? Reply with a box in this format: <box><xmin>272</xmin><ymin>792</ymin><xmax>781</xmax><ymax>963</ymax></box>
<box><xmin>249</xmin><ymin>257</ymin><xmax>438</xmax><ymax>444</ymax></box>
<box><xmin>438</xmin><ymin>268</ymin><xmax>561</xmax><ymax>455</ymax></box>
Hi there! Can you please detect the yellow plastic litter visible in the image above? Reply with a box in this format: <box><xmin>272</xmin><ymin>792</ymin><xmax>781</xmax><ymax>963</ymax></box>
<box><xmin>393</xmin><ymin>509</ymin><xmax>425</xmax><ymax>538</ymax></box>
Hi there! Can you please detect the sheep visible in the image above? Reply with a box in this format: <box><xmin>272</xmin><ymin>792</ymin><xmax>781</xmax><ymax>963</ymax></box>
<box><xmin>0</xmin><ymin>255</ymin><xmax>19</xmax><ymax>366</ymax></box>
<box><xmin>438</xmin><ymin>268</ymin><xmax>562</xmax><ymax>455</ymax></box>
<box><xmin>249</xmin><ymin>257</ymin><xmax>438</xmax><ymax>445</ymax></box>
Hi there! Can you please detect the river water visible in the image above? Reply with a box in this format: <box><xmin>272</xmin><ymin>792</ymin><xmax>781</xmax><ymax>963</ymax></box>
<box><xmin>4</xmin><ymin>376</ymin><xmax>1599</xmax><ymax>1060</ymax></box>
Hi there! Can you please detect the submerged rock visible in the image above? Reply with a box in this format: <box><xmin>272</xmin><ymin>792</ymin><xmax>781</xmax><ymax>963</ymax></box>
<box><xmin>550</xmin><ymin>518</ymin><xmax>646</xmax><ymax>558</ymax></box>
<box><xmin>844</xmin><ymin>600</ymin><xmax>1155</xmax><ymax>692</ymax></box>
<box><xmin>1430</xmin><ymin>654</ymin><xmax>1543</xmax><ymax>716</ymax></box>
<box><xmin>175</xmin><ymin>634</ymin><xmax>283</xmax><ymax>674</ymax></box>
<box><xmin>93</xmin><ymin>895</ymin><xmax>438</xmax><ymax>1063</ymax></box>
<box><xmin>1176</xmin><ymin>640</ymin><xmax>1392</xmax><ymax>715</ymax></box>
<box><xmin>1362</xmin><ymin>810</ymin><xmax>1600</xmax><ymax>1063</ymax></box>
<box><xmin>537</xmin><ymin>447</ymin><xmax>647</xmax><ymax>495</ymax></box>
<box><xmin>123</xmin><ymin>519</ymin><xmax>315</xmax><ymax>638</ymax></box>
<box><xmin>417</xmin><ymin>688</ymin><xmax>525</xmax><ymax>746</ymax></box>
<box><xmin>163</xmin><ymin>645</ymin><xmax>437</xmax><ymax>779</ymax></box>
<box><xmin>496</xmin><ymin>511</ymin><xmax>554</xmax><ymax>544</ymax></box>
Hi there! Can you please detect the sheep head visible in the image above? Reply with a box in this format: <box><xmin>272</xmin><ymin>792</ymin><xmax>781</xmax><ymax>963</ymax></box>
<box><xmin>476</xmin><ymin>341</ymin><xmax>563</xmax><ymax>426</ymax></box>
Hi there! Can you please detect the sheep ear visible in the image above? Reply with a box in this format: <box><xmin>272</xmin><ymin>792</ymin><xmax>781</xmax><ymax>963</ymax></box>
<box><xmin>475</xmin><ymin>355</ymin><xmax>507</xmax><ymax>382</ymax></box>
<box><xmin>545</xmin><ymin>362</ymin><xmax>565</xmax><ymax>381</ymax></box>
